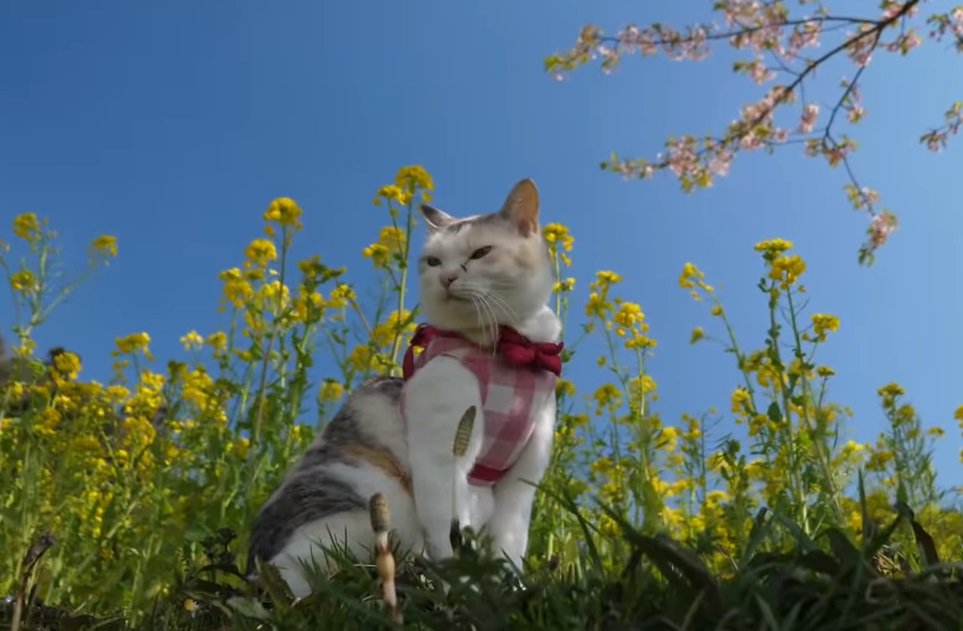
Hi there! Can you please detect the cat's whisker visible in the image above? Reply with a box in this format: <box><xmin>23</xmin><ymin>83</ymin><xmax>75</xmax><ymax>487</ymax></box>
<box><xmin>473</xmin><ymin>293</ymin><xmax>500</xmax><ymax>347</ymax></box>
<box><xmin>481</xmin><ymin>279</ymin><xmax>527</xmax><ymax>293</ymax></box>
<box><xmin>462</xmin><ymin>288</ymin><xmax>520</xmax><ymax>338</ymax></box>
<box><xmin>465</xmin><ymin>291</ymin><xmax>497</xmax><ymax>346</ymax></box>
<box><xmin>454</xmin><ymin>282</ymin><xmax>520</xmax><ymax>325</ymax></box>
<box><xmin>484</xmin><ymin>291</ymin><xmax>520</xmax><ymax>323</ymax></box>
<box><xmin>467</xmin><ymin>295</ymin><xmax>494</xmax><ymax>345</ymax></box>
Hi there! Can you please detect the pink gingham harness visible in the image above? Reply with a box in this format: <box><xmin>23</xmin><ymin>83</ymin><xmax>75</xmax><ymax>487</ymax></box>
<box><xmin>402</xmin><ymin>324</ymin><xmax>563</xmax><ymax>486</ymax></box>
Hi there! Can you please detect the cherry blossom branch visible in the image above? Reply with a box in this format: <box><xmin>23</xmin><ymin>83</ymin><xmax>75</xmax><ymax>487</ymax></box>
<box><xmin>920</xmin><ymin>101</ymin><xmax>963</xmax><ymax>152</ymax></box>
<box><xmin>546</xmin><ymin>0</ymin><xmax>957</xmax><ymax>264</ymax></box>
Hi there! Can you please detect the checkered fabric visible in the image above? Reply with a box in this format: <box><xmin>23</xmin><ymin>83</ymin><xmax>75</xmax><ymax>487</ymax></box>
<box><xmin>402</xmin><ymin>324</ymin><xmax>562</xmax><ymax>486</ymax></box>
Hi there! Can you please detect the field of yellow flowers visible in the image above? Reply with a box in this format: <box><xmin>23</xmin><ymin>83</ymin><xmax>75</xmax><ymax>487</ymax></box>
<box><xmin>1</xmin><ymin>166</ymin><xmax>961</xmax><ymax>629</ymax></box>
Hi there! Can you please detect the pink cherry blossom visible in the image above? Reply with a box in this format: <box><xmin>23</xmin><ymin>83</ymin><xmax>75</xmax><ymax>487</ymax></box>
<box><xmin>799</xmin><ymin>103</ymin><xmax>820</xmax><ymax>134</ymax></box>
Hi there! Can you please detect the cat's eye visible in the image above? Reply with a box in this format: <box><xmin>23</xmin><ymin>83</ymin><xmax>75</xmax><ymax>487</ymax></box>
<box><xmin>470</xmin><ymin>246</ymin><xmax>492</xmax><ymax>260</ymax></box>
<box><xmin>425</xmin><ymin>256</ymin><xmax>441</xmax><ymax>267</ymax></box>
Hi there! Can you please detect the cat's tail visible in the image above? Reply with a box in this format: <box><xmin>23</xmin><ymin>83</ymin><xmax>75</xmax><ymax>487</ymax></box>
<box><xmin>369</xmin><ymin>492</ymin><xmax>402</xmax><ymax>624</ymax></box>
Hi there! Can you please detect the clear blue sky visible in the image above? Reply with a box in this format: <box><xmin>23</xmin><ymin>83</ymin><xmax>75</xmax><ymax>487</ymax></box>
<box><xmin>1</xmin><ymin>2</ymin><xmax>960</xmax><ymax>490</ymax></box>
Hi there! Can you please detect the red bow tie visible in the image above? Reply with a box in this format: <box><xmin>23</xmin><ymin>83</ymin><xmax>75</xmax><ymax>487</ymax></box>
<box><xmin>402</xmin><ymin>324</ymin><xmax>564</xmax><ymax>380</ymax></box>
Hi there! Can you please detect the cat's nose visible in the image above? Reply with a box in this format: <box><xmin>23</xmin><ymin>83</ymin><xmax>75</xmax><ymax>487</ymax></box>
<box><xmin>441</xmin><ymin>273</ymin><xmax>459</xmax><ymax>289</ymax></box>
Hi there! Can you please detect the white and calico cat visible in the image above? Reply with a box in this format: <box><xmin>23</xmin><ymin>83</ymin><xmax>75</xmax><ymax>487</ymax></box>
<box><xmin>248</xmin><ymin>179</ymin><xmax>561</xmax><ymax>597</ymax></box>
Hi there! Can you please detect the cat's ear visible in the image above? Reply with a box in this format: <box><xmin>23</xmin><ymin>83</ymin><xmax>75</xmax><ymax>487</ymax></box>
<box><xmin>499</xmin><ymin>179</ymin><xmax>539</xmax><ymax>237</ymax></box>
<box><xmin>420</xmin><ymin>205</ymin><xmax>455</xmax><ymax>232</ymax></box>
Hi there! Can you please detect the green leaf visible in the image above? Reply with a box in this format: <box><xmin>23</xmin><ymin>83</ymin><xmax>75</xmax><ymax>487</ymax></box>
<box><xmin>226</xmin><ymin>596</ymin><xmax>271</xmax><ymax>621</ymax></box>
<box><xmin>770</xmin><ymin>512</ymin><xmax>816</xmax><ymax>552</ymax></box>
<box><xmin>823</xmin><ymin>528</ymin><xmax>859</xmax><ymax>569</ymax></box>
<box><xmin>909</xmin><ymin>520</ymin><xmax>940</xmax><ymax>567</ymax></box>
<box><xmin>767</xmin><ymin>402</ymin><xmax>783</xmax><ymax>424</ymax></box>
<box><xmin>796</xmin><ymin>549</ymin><xmax>841</xmax><ymax>576</ymax></box>
<box><xmin>256</xmin><ymin>558</ymin><xmax>294</xmax><ymax>612</ymax></box>
<box><xmin>857</xmin><ymin>470</ymin><xmax>876</xmax><ymax>542</ymax></box>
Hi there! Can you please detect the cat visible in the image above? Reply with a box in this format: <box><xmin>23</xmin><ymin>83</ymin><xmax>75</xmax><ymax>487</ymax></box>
<box><xmin>247</xmin><ymin>179</ymin><xmax>562</xmax><ymax>597</ymax></box>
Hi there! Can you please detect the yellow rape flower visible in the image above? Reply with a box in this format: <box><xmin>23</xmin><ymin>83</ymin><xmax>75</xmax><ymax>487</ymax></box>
<box><xmin>10</xmin><ymin>269</ymin><xmax>37</xmax><ymax>294</ymax></box>
<box><xmin>395</xmin><ymin>165</ymin><xmax>434</xmax><ymax>196</ymax></box>
<box><xmin>206</xmin><ymin>331</ymin><xmax>228</xmax><ymax>353</ymax></box>
<box><xmin>115</xmin><ymin>332</ymin><xmax>153</xmax><ymax>358</ymax></box>
<box><xmin>13</xmin><ymin>337</ymin><xmax>37</xmax><ymax>358</ymax></box>
<box><xmin>594</xmin><ymin>270</ymin><xmax>622</xmax><ymax>286</ymax></box>
<box><xmin>866</xmin><ymin>448</ymin><xmax>895</xmax><ymax>472</ymax></box>
<box><xmin>121</xmin><ymin>415</ymin><xmax>157</xmax><ymax>451</ymax></box>
<box><xmin>362</xmin><ymin>243</ymin><xmax>389</xmax><ymax>267</ymax></box>
<box><xmin>219</xmin><ymin>268</ymin><xmax>254</xmax><ymax>308</ymax></box>
<box><xmin>553</xmin><ymin>277</ymin><xmax>576</xmax><ymax>293</ymax></box>
<box><xmin>555</xmin><ymin>378</ymin><xmax>576</xmax><ymax>398</ymax></box>
<box><xmin>896</xmin><ymin>403</ymin><xmax>916</xmax><ymax>425</ymax></box>
<box><xmin>374</xmin><ymin>185</ymin><xmax>411</xmax><ymax>206</ymax></box>
<box><xmin>245</xmin><ymin>238</ymin><xmax>277</xmax><ymax>267</ymax></box>
<box><xmin>328</xmin><ymin>283</ymin><xmax>356</xmax><ymax>309</ymax></box>
<box><xmin>590</xmin><ymin>457</ymin><xmax>613</xmax><ymax>476</ymax></box>
<box><xmin>730</xmin><ymin>387</ymin><xmax>751</xmax><ymax>415</ymax></box>
<box><xmin>598</xmin><ymin>513</ymin><xmax>621</xmax><ymax>537</ymax></box>
<box><xmin>257</xmin><ymin>280</ymin><xmax>290</xmax><ymax>311</ymax></box>
<box><xmin>91</xmin><ymin>234</ymin><xmax>118</xmax><ymax>257</ymax></box>
<box><xmin>263</xmin><ymin>197</ymin><xmax>303</xmax><ymax>230</ymax></box>
<box><xmin>593</xmin><ymin>383</ymin><xmax>622</xmax><ymax>415</ymax></box>
<box><xmin>877</xmin><ymin>382</ymin><xmax>904</xmax><ymax>407</ymax></box>
<box><xmin>769</xmin><ymin>254</ymin><xmax>806</xmax><ymax>289</ymax></box>
<box><xmin>7</xmin><ymin>381</ymin><xmax>26</xmax><ymax>401</ymax></box>
<box><xmin>625</xmin><ymin>330</ymin><xmax>656</xmax><ymax>350</ymax></box>
<box><xmin>234</xmin><ymin>437</ymin><xmax>251</xmax><ymax>457</ymax></box>
<box><xmin>678</xmin><ymin>262</ymin><xmax>704</xmax><ymax>289</ymax></box>
<box><xmin>180</xmin><ymin>330</ymin><xmax>204</xmax><ymax>351</ymax></box>
<box><xmin>138</xmin><ymin>369</ymin><xmax>165</xmax><ymax>392</ymax></box>
<box><xmin>299</xmin><ymin>255</ymin><xmax>336</xmax><ymax>284</ymax></box>
<box><xmin>181</xmin><ymin>368</ymin><xmax>214</xmax><ymax>411</ymax></box>
<box><xmin>363</xmin><ymin>226</ymin><xmax>406</xmax><ymax>268</ymax></box>
<box><xmin>542</xmin><ymin>223</ymin><xmax>575</xmax><ymax>252</ymax></box>
<box><xmin>372</xmin><ymin>166</ymin><xmax>433</xmax><ymax>205</ymax></box>
<box><xmin>810</xmin><ymin>313</ymin><xmax>840</xmax><ymax>341</ymax></box>
<box><xmin>13</xmin><ymin>212</ymin><xmax>40</xmax><ymax>242</ymax></box>
<box><xmin>319</xmin><ymin>379</ymin><xmax>345</xmax><ymax>403</ymax></box>
<box><xmin>658</xmin><ymin>426</ymin><xmax>679</xmax><ymax>452</ymax></box>
<box><xmin>371</xmin><ymin>311</ymin><xmax>415</xmax><ymax>348</ymax></box>
<box><xmin>347</xmin><ymin>344</ymin><xmax>373</xmax><ymax>373</ymax></box>
<box><xmin>613</xmin><ymin>301</ymin><xmax>644</xmax><ymax>330</ymax></box>
<box><xmin>294</xmin><ymin>288</ymin><xmax>326</xmax><ymax>323</ymax></box>
<box><xmin>706</xmin><ymin>490</ymin><xmax>730</xmax><ymax>506</ymax></box>
<box><xmin>585</xmin><ymin>292</ymin><xmax>608</xmax><ymax>319</ymax></box>
<box><xmin>840</xmin><ymin>440</ymin><xmax>865</xmax><ymax>458</ymax></box>
<box><xmin>711</xmin><ymin>304</ymin><xmax>723</xmax><ymax>317</ymax></box>
<box><xmin>629</xmin><ymin>374</ymin><xmax>656</xmax><ymax>399</ymax></box>
<box><xmin>35</xmin><ymin>407</ymin><xmax>61</xmax><ymax>437</ymax></box>
<box><xmin>682</xmin><ymin>414</ymin><xmax>702</xmax><ymax>440</ymax></box>
<box><xmin>105</xmin><ymin>385</ymin><xmax>131</xmax><ymax>402</ymax></box>
<box><xmin>52</xmin><ymin>352</ymin><xmax>82</xmax><ymax>380</ymax></box>
<box><xmin>754</xmin><ymin>238</ymin><xmax>794</xmax><ymax>259</ymax></box>
<box><xmin>690</xmin><ymin>326</ymin><xmax>705</xmax><ymax>344</ymax></box>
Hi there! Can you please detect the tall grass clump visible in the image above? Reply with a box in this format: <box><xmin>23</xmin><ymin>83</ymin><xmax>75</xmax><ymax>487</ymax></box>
<box><xmin>1</xmin><ymin>167</ymin><xmax>961</xmax><ymax>629</ymax></box>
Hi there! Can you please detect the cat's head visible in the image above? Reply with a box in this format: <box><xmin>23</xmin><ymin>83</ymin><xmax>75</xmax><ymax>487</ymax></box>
<box><xmin>417</xmin><ymin>179</ymin><xmax>553</xmax><ymax>334</ymax></box>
